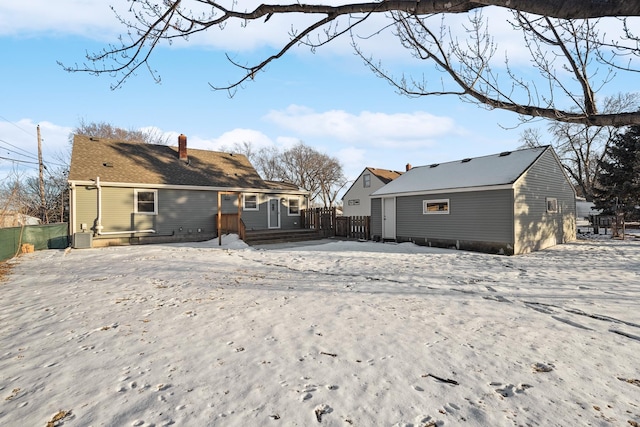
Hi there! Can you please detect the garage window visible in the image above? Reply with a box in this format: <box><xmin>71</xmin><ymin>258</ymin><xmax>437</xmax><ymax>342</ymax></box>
<box><xmin>423</xmin><ymin>199</ymin><xmax>449</xmax><ymax>214</ymax></box>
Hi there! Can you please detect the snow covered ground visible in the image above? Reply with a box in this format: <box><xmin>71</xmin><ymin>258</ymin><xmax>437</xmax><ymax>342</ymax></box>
<box><xmin>1</xmin><ymin>235</ymin><xmax>639</xmax><ymax>426</ymax></box>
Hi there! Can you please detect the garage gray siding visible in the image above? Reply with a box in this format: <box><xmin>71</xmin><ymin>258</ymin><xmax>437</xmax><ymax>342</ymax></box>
<box><xmin>514</xmin><ymin>150</ymin><xmax>576</xmax><ymax>253</ymax></box>
<box><xmin>371</xmin><ymin>198</ymin><xmax>382</xmax><ymax>238</ymax></box>
<box><xmin>395</xmin><ymin>189</ymin><xmax>515</xmax><ymax>244</ymax></box>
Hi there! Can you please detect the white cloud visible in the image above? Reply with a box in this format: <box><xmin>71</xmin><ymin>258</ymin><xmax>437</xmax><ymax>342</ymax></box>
<box><xmin>0</xmin><ymin>1</ymin><xmax>530</xmax><ymax>64</ymax></box>
<box><xmin>274</xmin><ymin>136</ymin><xmax>302</xmax><ymax>150</ymax></box>
<box><xmin>4</xmin><ymin>1</ymin><xmax>633</xmax><ymax>80</ymax></box>
<box><xmin>0</xmin><ymin>1</ymin><xmax>126</xmax><ymax>39</ymax></box>
<box><xmin>207</xmin><ymin>128</ymin><xmax>275</xmax><ymax>151</ymax></box>
<box><xmin>264</xmin><ymin>105</ymin><xmax>458</xmax><ymax>148</ymax></box>
<box><xmin>336</xmin><ymin>146</ymin><xmax>366</xmax><ymax>180</ymax></box>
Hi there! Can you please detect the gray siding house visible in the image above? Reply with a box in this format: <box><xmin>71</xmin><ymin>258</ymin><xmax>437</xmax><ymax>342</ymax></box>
<box><xmin>68</xmin><ymin>134</ymin><xmax>309</xmax><ymax>247</ymax></box>
<box><xmin>370</xmin><ymin>146</ymin><xmax>576</xmax><ymax>255</ymax></box>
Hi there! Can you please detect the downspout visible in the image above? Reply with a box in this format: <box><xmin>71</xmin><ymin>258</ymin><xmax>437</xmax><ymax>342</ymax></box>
<box><xmin>69</xmin><ymin>182</ymin><xmax>76</xmax><ymax>235</ymax></box>
<box><xmin>94</xmin><ymin>176</ymin><xmax>155</xmax><ymax>236</ymax></box>
<box><xmin>95</xmin><ymin>176</ymin><xmax>103</xmax><ymax>235</ymax></box>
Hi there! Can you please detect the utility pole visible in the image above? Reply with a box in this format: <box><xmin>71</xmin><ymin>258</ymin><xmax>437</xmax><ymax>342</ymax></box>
<box><xmin>37</xmin><ymin>125</ymin><xmax>47</xmax><ymax>223</ymax></box>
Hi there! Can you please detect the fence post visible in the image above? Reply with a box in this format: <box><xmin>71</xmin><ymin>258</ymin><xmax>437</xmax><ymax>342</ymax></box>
<box><xmin>332</xmin><ymin>207</ymin><xmax>337</xmax><ymax>237</ymax></box>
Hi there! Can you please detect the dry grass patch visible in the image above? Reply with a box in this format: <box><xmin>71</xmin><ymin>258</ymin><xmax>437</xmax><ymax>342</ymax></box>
<box><xmin>0</xmin><ymin>261</ymin><xmax>13</xmax><ymax>284</ymax></box>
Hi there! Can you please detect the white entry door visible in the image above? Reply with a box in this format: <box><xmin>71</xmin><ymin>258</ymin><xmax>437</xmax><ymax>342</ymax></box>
<box><xmin>382</xmin><ymin>197</ymin><xmax>396</xmax><ymax>240</ymax></box>
<box><xmin>268</xmin><ymin>198</ymin><xmax>281</xmax><ymax>229</ymax></box>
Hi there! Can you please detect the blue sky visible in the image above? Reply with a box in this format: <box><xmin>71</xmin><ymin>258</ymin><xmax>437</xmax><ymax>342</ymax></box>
<box><xmin>0</xmin><ymin>1</ymin><xmax>635</xmax><ymax>191</ymax></box>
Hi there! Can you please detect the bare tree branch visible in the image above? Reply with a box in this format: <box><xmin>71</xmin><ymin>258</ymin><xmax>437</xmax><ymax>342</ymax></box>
<box><xmin>62</xmin><ymin>1</ymin><xmax>640</xmax><ymax>125</ymax></box>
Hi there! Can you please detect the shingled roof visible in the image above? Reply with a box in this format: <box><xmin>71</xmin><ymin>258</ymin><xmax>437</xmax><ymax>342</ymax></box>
<box><xmin>68</xmin><ymin>135</ymin><xmax>268</xmax><ymax>189</ymax></box>
<box><xmin>367</xmin><ymin>167</ymin><xmax>403</xmax><ymax>184</ymax></box>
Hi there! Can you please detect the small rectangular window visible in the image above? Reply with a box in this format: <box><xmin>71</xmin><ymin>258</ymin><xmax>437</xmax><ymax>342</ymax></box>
<box><xmin>134</xmin><ymin>189</ymin><xmax>157</xmax><ymax>215</ymax></box>
<box><xmin>288</xmin><ymin>198</ymin><xmax>300</xmax><ymax>216</ymax></box>
<box><xmin>546</xmin><ymin>197</ymin><xmax>558</xmax><ymax>213</ymax></box>
<box><xmin>363</xmin><ymin>174</ymin><xmax>371</xmax><ymax>188</ymax></box>
<box><xmin>243</xmin><ymin>193</ymin><xmax>258</xmax><ymax>211</ymax></box>
<box><xmin>423</xmin><ymin>199</ymin><xmax>449</xmax><ymax>215</ymax></box>
<box><xmin>348</xmin><ymin>199</ymin><xmax>360</xmax><ymax>206</ymax></box>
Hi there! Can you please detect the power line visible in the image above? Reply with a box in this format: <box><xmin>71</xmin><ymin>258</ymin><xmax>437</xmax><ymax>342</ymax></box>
<box><xmin>0</xmin><ymin>114</ymin><xmax>36</xmax><ymax>138</ymax></box>
<box><xmin>0</xmin><ymin>155</ymin><xmax>40</xmax><ymax>165</ymax></box>
<box><xmin>0</xmin><ymin>139</ymin><xmax>39</xmax><ymax>161</ymax></box>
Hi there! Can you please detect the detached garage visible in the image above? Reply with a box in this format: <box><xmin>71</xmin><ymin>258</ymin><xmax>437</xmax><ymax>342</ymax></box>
<box><xmin>370</xmin><ymin>146</ymin><xmax>576</xmax><ymax>255</ymax></box>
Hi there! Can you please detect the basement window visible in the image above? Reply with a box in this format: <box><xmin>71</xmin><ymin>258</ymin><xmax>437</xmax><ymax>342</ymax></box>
<box><xmin>134</xmin><ymin>189</ymin><xmax>158</xmax><ymax>215</ymax></box>
<box><xmin>243</xmin><ymin>193</ymin><xmax>258</xmax><ymax>211</ymax></box>
<box><xmin>423</xmin><ymin>199</ymin><xmax>449</xmax><ymax>214</ymax></box>
<box><xmin>546</xmin><ymin>197</ymin><xmax>558</xmax><ymax>213</ymax></box>
<box><xmin>288</xmin><ymin>198</ymin><xmax>300</xmax><ymax>216</ymax></box>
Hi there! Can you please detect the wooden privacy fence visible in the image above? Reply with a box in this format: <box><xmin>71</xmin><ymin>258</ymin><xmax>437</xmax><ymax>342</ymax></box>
<box><xmin>301</xmin><ymin>207</ymin><xmax>370</xmax><ymax>240</ymax></box>
<box><xmin>335</xmin><ymin>216</ymin><xmax>370</xmax><ymax>240</ymax></box>
<box><xmin>218</xmin><ymin>214</ymin><xmax>240</xmax><ymax>234</ymax></box>
<box><xmin>301</xmin><ymin>207</ymin><xmax>336</xmax><ymax>237</ymax></box>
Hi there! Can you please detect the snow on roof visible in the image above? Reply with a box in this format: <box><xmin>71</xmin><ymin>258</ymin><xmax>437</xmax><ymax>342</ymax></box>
<box><xmin>371</xmin><ymin>146</ymin><xmax>549</xmax><ymax>196</ymax></box>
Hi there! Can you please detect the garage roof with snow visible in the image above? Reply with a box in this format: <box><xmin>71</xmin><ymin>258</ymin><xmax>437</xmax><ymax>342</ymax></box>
<box><xmin>371</xmin><ymin>146</ymin><xmax>549</xmax><ymax>196</ymax></box>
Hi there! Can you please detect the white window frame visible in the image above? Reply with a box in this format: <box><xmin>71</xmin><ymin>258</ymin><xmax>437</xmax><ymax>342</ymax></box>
<box><xmin>288</xmin><ymin>197</ymin><xmax>300</xmax><ymax>216</ymax></box>
<box><xmin>348</xmin><ymin>199</ymin><xmax>360</xmax><ymax>206</ymax></box>
<box><xmin>363</xmin><ymin>173</ymin><xmax>371</xmax><ymax>188</ymax></box>
<box><xmin>243</xmin><ymin>193</ymin><xmax>259</xmax><ymax>211</ymax></box>
<box><xmin>134</xmin><ymin>189</ymin><xmax>158</xmax><ymax>215</ymax></box>
<box><xmin>423</xmin><ymin>199</ymin><xmax>450</xmax><ymax>215</ymax></box>
<box><xmin>546</xmin><ymin>197</ymin><xmax>559</xmax><ymax>213</ymax></box>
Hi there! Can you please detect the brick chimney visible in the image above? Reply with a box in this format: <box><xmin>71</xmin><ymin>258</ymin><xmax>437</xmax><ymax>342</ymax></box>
<box><xmin>178</xmin><ymin>134</ymin><xmax>187</xmax><ymax>161</ymax></box>
<box><xmin>406</xmin><ymin>163</ymin><xmax>412</xmax><ymax>171</ymax></box>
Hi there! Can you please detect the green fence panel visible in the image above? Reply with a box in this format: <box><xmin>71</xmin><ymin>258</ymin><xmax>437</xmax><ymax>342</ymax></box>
<box><xmin>0</xmin><ymin>223</ymin><xmax>69</xmax><ymax>262</ymax></box>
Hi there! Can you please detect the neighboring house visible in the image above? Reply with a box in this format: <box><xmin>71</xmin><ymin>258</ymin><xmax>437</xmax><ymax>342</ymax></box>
<box><xmin>576</xmin><ymin>197</ymin><xmax>601</xmax><ymax>221</ymax></box>
<box><xmin>370</xmin><ymin>146</ymin><xmax>576</xmax><ymax>255</ymax></box>
<box><xmin>0</xmin><ymin>211</ymin><xmax>42</xmax><ymax>227</ymax></box>
<box><xmin>68</xmin><ymin>134</ymin><xmax>309</xmax><ymax>248</ymax></box>
<box><xmin>342</xmin><ymin>167</ymin><xmax>404</xmax><ymax>217</ymax></box>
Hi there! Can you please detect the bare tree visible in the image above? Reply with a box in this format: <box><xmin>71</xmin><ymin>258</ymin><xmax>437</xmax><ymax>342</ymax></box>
<box><xmin>252</xmin><ymin>146</ymin><xmax>284</xmax><ymax>182</ymax></box>
<box><xmin>520</xmin><ymin>92</ymin><xmax>639</xmax><ymax>200</ymax></box>
<box><xmin>223</xmin><ymin>140</ymin><xmax>346</xmax><ymax>206</ymax></box>
<box><xmin>0</xmin><ymin>167</ymin><xmax>68</xmax><ymax>225</ymax></box>
<box><xmin>61</xmin><ymin>1</ymin><xmax>640</xmax><ymax>126</ymax></box>
<box><xmin>71</xmin><ymin>119</ymin><xmax>170</xmax><ymax>145</ymax></box>
<box><xmin>219</xmin><ymin>141</ymin><xmax>284</xmax><ymax>181</ymax></box>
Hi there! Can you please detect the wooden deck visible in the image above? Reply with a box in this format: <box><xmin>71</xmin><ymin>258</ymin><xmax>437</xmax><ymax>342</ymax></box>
<box><xmin>243</xmin><ymin>228</ymin><xmax>323</xmax><ymax>246</ymax></box>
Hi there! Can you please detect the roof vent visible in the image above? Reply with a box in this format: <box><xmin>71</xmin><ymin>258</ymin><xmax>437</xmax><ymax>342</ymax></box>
<box><xmin>89</xmin><ymin>137</ymin><xmax>99</xmax><ymax>141</ymax></box>
<box><xmin>499</xmin><ymin>151</ymin><xmax>512</xmax><ymax>157</ymax></box>
<box><xmin>461</xmin><ymin>158</ymin><xmax>471</xmax><ymax>163</ymax></box>
<box><xmin>102</xmin><ymin>162</ymin><xmax>113</xmax><ymax>167</ymax></box>
<box><xmin>430</xmin><ymin>163</ymin><xmax>439</xmax><ymax>168</ymax></box>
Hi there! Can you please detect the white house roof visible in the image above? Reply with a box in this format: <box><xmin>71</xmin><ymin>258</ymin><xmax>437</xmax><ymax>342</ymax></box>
<box><xmin>371</xmin><ymin>146</ymin><xmax>549</xmax><ymax>196</ymax></box>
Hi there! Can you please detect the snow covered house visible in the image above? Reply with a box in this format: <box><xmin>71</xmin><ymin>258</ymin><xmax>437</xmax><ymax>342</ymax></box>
<box><xmin>370</xmin><ymin>146</ymin><xmax>576</xmax><ymax>255</ymax></box>
<box><xmin>68</xmin><ymin>134</ymin><xmax>309</xmax><ymax>248</ymax></box>
<box><xmin>342</xmin><ymin>167</ymin><xmax>404</xmax><ymax>217</ymax></box>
